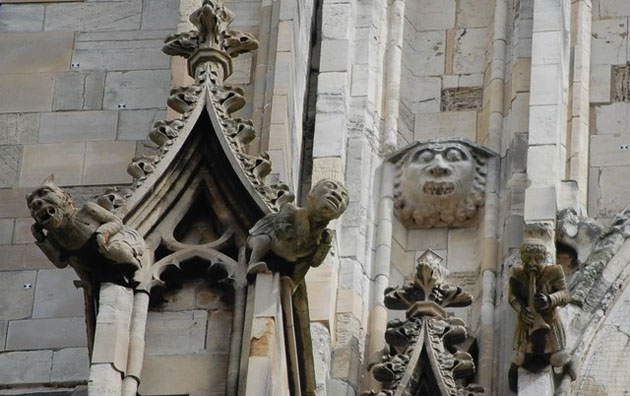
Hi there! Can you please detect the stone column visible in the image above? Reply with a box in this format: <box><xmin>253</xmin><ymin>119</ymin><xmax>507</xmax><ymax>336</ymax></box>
<box><xmin>88</xmin><ymin>283</ymin><xmax>134</xmax><ymax>396</ymax></box>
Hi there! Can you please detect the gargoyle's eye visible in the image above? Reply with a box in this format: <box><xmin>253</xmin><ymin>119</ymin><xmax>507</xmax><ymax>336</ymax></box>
<box><xmin>414</xmin><ymin>150</ymin><xmax>434</xmax><ymax>163</ymax></box>
<box><xmin>445</xmin><ymin>148</ymin><xmax>464</xmax><ymax>162</ymax></box>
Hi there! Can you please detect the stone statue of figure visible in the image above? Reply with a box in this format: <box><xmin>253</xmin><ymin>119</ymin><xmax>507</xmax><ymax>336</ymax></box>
<box><xmin>26</xmin><ymin>176</ymin><xmax>145</xmax><ymax>285</ymax></box>
<box><xmin>508</xmin><ymin>241</ymin><xmax>576</xmax><ymax>394</ymax></box>
<box><xmin>247</xmin><ymin>178</ymin><xmax>349</xmax><ymax>280</ymax></box>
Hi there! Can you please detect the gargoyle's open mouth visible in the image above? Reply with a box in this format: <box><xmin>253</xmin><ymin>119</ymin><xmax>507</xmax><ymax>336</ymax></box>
<box><xmin>35</xmin><ymin>206</ymin><xmax>57</xmax><ymax>226</ymax></box>
<box><xmin>422</xmin><ymin>181</ymin><xmax>455</xmax><ymax>196</ymax></box>
<box><xmin>326</xmin><ymin>196</ymin><xmax>339</xmax><ymax>210</ymax></box>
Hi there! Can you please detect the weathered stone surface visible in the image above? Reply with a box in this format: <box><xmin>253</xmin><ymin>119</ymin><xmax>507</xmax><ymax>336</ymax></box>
<box><xmin>145</xmin><ymin>310</ymin><xmax>207</xmax><ymax>355</ymax></box>
<box><xmin>206</xmin><ymin>310</ymin><xmax>233</xmax><ymax>354</ymax></box>
<box><xmin>319</xmin><ymin>39</ymin><xmax>349</xmax><ymax>72</ymax></box>
<box><xmin>591</xmin><ymin>19</ymin><xmax>628</xmax><ymax>65</ymax></box>
<box><xmin>441</xmin><ymin>87</ymin><xmax>483</xmax><ymax>111</ymax></box>
<box><xmin>0</xmin><ymin>350</ymin><xmax>52</xmax><ymax>385</ymax></box>
<box><xmin>406</xmin><ymin>0</ymin><xmax>455</xmax><ymax>31</ymax></box>
<box><xmin>447</xmin><ymin>228</ymin><xmax>481</xmax><ymax>271</ymax></box>
<box><xmin>453</xmin><ymin>28</ymin><xmax>488</xmax><ymax>74</ymax></box>
<box><xmin>0</xmin><ymin>113</ymin><xmax>39</xmax><ymax>145</ymax></box>
<box><xmin>0</xmin><ymin>188</ymin><xmax>31</xmax><ymax>219</ymax></box>
<box><xmin>402</xmin><ymin>27</ymin><xmax>445</xmax><ymax>76</ymax></box>
<box><xmin>0</xmin><ymin>74</ymin><xmax>54</xmax><ymax>113</ymax></box>
<box><xmin>414</xmin><ymin>111</ymin><xmax>477</xmax><ymax>140</ymax></box>
<box><xmin>91</xmin><ymin>284</ymin><xmax>133</xmax><ymax>371</ymax></box>
<box><xmin>596</xmin><ymin>166</ymin><xmax>630</xmax><ymax>216</ymax></box>
<box><xmin>20</xmin><ymin>142</ymin><xmax>85</xmax><ymax>187</ymax></box>
<box><xmin>104</xmin><ymin>70</ymin><xmax>171</xmax><ymax>110</ymax></box>
<box><xmin>117</xmin><ymin>109</ymin><xmax>166</xmax><ymax>140</ymax></box>
<box><xmin>456</xmin><ymin>0</ymin><xmax>492</xmax><ymax>28</ymax></box>
<box><xmin>141</xmin><ymin>0</ymin><xmax>179</xmax><ymax>30</ymax></box>
<box><xmin>590</xmin><ymin>64</ymin><xmax>612</xmax><ymax>104</ymax></box>
<box><xmin>0</xmin><ymin>270</ymin><xmax>36</xmax><ymax>320</ymax></box>
<box><xmin>73</xmin><ymin>37</ymin><xmax>170</xmax><ymax>71</ymax></box>
<box><xmin>139</xmin><ymin>354</ymin><xmax>228</xmax><ymax>395</ymax></box>
<box><xmin>595</xmin><ymin>102</ymin><xmax>630</xmax><ymax>134</ymax></box>
<box><xmin>32</xmin><ymin>268</ymin><xmax>84</xmax><ymax>318</ymax></box>
<box><xmin>0</xmin><ymin>218</ymin><xmax>14</xmax><ymax>244</ymax></box>
<box><xmin>612</xmin><ymin>63</ymin><xmax>630</xmax><ymax>102</ymax></box>
<box><xmin>12</xmin><ymin>217</ymin><xmax>35</xmax><ymax>244</ymax></box>
<box><xmin>590</xmin><ymin>134</ymin><xmax>630</xmax><ymax>167</ymax></box>
<box><xmin>599</xmin><ymin>0</ymin><xmax>630</xmax><ymax>18</ymax></box>
<box><xmin>51</xmin><ymin>347</ymin><xmax>90</xmax><ymax>383</ymax></box>
<box><xmin>52</xmin><ymin>71</ymin><xmax>106</xmax><ymax>111</ymax></box>
<box><xmin>0</xmin><ymin>32</ymin><xmax>72</xmax><ymax>74</ymax></box>
<box><xmin>6</xmin><ymin>317</ymin><xmax>87</xmax><ymax>350</ymax></box>
<box><xmin>44</xmin><ymin>1</ymin><xmax>142</xmax><ymax>32</ymax></box>
<box><xmin>0</xmin><ymin>4</ymin><xmax>44</xmax><ymax>32</ymax></box>
<box><xmin>39</xmin><ymin>111</ymin><xmax>118</xmax><ymax>143</ymax></box>
<box><xmin>313</xmin><ymin>113</ymin><xmax>346</xmax><ymax>158</ymax></box>
<box><xmin>0</xmin><ymin>145</ymin><xmax>21</xmax><ymax>188</ymax></box>
<box><xmin>83</xmin><ymin>141</ymin><xmax>136</xmax><ymax>185</ymax></box>
<box><xmin>400</xmin><ymin>74</ymin><xmax>441</xmax><ymax>115</ymax></box>
<box><xmin>518</xmin><ymin>367</ymin><xmax>553</xmax><ymax>395</ymax></box>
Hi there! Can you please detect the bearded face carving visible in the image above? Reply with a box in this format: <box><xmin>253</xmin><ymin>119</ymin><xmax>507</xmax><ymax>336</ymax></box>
<box><xmin>391</xmin><ymin>140</ymin><xmax>495</xmax><ymax>228</ymax></box>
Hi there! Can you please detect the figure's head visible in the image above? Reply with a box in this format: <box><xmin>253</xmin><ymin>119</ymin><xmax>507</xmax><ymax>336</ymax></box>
<box><xmin>393</xmin><ymin>139</ymin><xmax>493</xmax><ymax>228</ymax></box>
<box><xmin>520</xmin><ymin>242</ymin><xmax>550</xmax><ymax>270</ymax></box>
<box><xmin>26</xmin><ymin>175</ymin><xmax>76</xmax><ymax>230</ymax></box>
<box><xmin>307</xmin><ymin>179</ymin><xmax>349</xmax><ymax>221</ymax></box>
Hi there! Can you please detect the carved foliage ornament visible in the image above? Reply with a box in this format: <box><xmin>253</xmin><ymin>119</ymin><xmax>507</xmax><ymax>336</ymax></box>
<box><xmin>367</xmin><ymin>250</ymin><xmax>482</xmax><ymax>396</ymax></box>
<box><xmin>390</xmin><ymin>139</ymin><xmax>496</xmax><ymax>229</ymax></box>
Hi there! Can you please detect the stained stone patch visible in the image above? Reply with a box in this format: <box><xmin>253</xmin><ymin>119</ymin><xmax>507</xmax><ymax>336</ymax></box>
<box><xmin>139</xmin><ymin>354</ymin><xmax>228</xmax><ymax>395</ymax></box>
<box><xmin>440</xmin><ymin>87</ymin><xmax>483</xmax><ymax>111</ymax></box>
<box><xmin>0</xmin><ymin>350</ymin><xmax>52</xmax><ymax>385</ymax></box>
<box><xmin>0</xmin><ymin>74</ymin><xmax>54</xmax><ymax>113</ymax></box>
<box><xmin>0</xmin><ymin>271</ymin><xmax>36</xmax><ymax>320</ymax></box>
<box><xmin>0</xmin><ymin>145</ymin><xmax>21</xmax><ymax>188</ymax></box>
<box><xmin>32</xmin><ymin>269</ymin><xmax>84</xmax><ymax>319</ymax></box>
<box><xmin>612</xmin><ymin>63</ymin><xmax>630</xmax><ymax>102</ymax></box>
<box><xmin>144</xmin><ymin>310</ymin><xmax>208</xmax><ymax>355</ymax></box>
<box><xmin>0</xmin><ymin>113</ymin><xmax>39</xmax><ymax>145</ymax></box>
<box><xmin>52</xmin><ymin>71</ymin><xmax>106</xmax><ymax>111</ymax></box>
<box><xmin>6</xmin><ymin>317</ymin><xmax>87</xmax><ymax>350</ymax></box>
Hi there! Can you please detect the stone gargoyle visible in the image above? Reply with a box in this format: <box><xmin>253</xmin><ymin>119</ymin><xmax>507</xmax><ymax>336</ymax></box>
<box><xmin>247</xmin><ymin>178</ymin><xmax>348</xmax><ymax>282</ymax></box>
<box><xmin>390</xmin><ymin>139</ymin><xmax>495</xmax><ymax>228</ymax></box>
<box><xmin>26</xmin><ymin>176</ymin><xmax>146</xmax><ymax>285</ymax></box>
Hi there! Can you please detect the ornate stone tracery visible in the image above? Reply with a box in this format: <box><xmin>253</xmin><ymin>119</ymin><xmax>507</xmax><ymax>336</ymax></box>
<box><xmin>366</xmin><ymin>250</ymin><xmax>483</xmax><ymax>396</ymax></box>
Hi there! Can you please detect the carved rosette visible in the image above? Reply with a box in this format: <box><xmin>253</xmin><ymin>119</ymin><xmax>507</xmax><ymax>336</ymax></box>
<box><xmin>369</xmin><ymin>250</ymin><xmax>483</xmax><ymax>396</ymax></box>
<box><xmin>122</xmin><ymin>0</ymin><xmax>293</xmax><ymax>211</ymax></box>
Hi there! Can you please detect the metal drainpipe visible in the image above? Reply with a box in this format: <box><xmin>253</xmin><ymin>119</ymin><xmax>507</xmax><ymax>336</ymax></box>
<box><xmin>478</xmin><ymin>0</ymin><xmax>508</xmax><ymax>392</ymax></box>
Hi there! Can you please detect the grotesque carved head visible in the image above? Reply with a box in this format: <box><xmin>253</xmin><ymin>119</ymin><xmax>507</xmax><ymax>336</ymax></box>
<box><xmin>392</xmin><ymin>139</ymin><xmax>494</xmax><ymax>228</ymax></box>
<box><xmin>307</xmin><ymin>179</ymin><xmax>349</xmax><ymax>221</ymax></box>
<box><xmin>26</xmin><ymin>175</ymin><xmax>76</xmax><ymax>230</ymax></box>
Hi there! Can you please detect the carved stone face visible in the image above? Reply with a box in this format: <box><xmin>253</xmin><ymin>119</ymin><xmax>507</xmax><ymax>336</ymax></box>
<box><xmin>26</xmin><ymin>183</ymin><xmax>74</xmax><ymax>230</ymax></box>
<box><xmin>394</xmin><ymin>140</ymin><xmax>489</xmax><ymax>228</ymax></box>
<box><xmin>307</xmin><ymin>179</ymin><xmax>349</xmax><ymax>221</ymax></box>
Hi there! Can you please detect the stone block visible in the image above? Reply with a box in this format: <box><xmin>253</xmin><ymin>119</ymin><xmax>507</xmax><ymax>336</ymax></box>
<box><xmin>0</xmin><ymin>219</ymin><xmax>14</xmax><ymax>244</ymax></box>
<box><xmin>600</xmin><ymin>0</ymin><xmax>630</xmax><ymax>17</ymax></box>
<box><xmin>0</xmin><ymin>4</ymin><xmax>44</xmax><ymax>32</ymax></box>
<box><xmin>53</xmin><ymin>71</ymin><xmax>106</xmax><ymax>111</ymax></box>
<box><xmin>141</xmin><ymin>0</ymin><xmax>179</xmax><ymax>30</ymax></box>
<box><xmin>0</xmin><ymin>270</ymin><xmax>36</xmax><ymax>320</ymax></box>
<box><xmin>447</xmin><ymin>228</ymin><xmax>480</xmax><ymax>272</ymax></box>
<box><xmin>456</xmin><ymin>0</ymin><xmax>492</xmax><ymax>28</ymax></box>
<box><xmin>227</xmin><ymin>52</ymin><xmax>253</xmax><ymax>85</ymax></box>
<box><xmin>82</xmin><ymin>141</ymin><xmax>136</xmax><ymax>185</ymax></box>
<box><xmin>400</xmin><ymin>74</ymin><xmax>441</xmax><ymax>115</ymax></box>
<box><xmin>12</xmin><ymin>217</ymin><xmax>33</xmax><ymax>244</ymax></box>
<box><xmin>145</xmin><ymin>310</ymin><xmax>207</xmax><ymax>355</ymax></box>
<box><xmin>139</xmin><ymin>354</ymin><xmax>228</xmax><ymax>395</ymax></box>
<box><xmin>336</xmin><ymin>289</ymin><xmax>363</xmax><ymax>321</ymax></box>
<box><xmin>402</xmin><ymin>27</ymin><xmax>445</xmax><ymax>77</ymax></box>
<box><xmin>0</xmin><ymin>145</ymin><xmax>21</xmax><ymax>188</ymax></box>
<box><xmin>0</xmin><ymin>113</ymin><xmax>39</xmax><ymax>145</ymax></box>
<box><xmin>391</xmin><ymin>239</ymin><xmax>413</xmax><ymax>277</ymax></box>
<box><xmin>591</xmin><ymin>134</ymin><xmax>630</xmax><ymax>167</ymax></box>
<box><xmin>319</xmin><ymin>40</ymin><xmax>349</xmax><ymax>72</ymax></box>
<box><xmin>589</xmin><ymin>64</ymin><xmax>612</xmax><ymax>104</ymax></box>
<box><xmin>510</xmin><ymin>58</ymin><xmax>531</xmax><ymax>100</ymax></box>
<box><xmin>0</xmin><ymin>188</ymin><xmax>31</xmax><ymax>219</ymax></box>
<box><xmin>39</xmin><ymin>111</ymin><xmax>118</xmax><ymax>143</ymax></box>
<box><xmin>0</xmin><ymin>74</ymin><xmax>54</xmax><ymax>113</ymax></box>
<box><xmin>104</xmin><ymin>70</ymin><xmax>171</xmax><ymax>110</ymax></box>
<box><xmin>530</xmin><ymin>64</ymin><xmax>561</xmax><ymax>106</ymax></box>
<box><xmin>24</xmin><ymin>243</ymin><xmax>57</xmax><ymax>270</ymax></box>
<box><xmin>313</xmin><ymin>113</ymin><xmax>345</xmax><ymax>158</ymax></box>
<box><xmin>32</xmin><ymin>268</ymin><xmax>84</xmax><ymax>318</ymax></box>
<box><xmin>597</xmin><ymin>166</ymin><xmax>630</xmax><ymax>216</ymax></box>
<box><xmin>20</xmin><ymin>142</ymin><xmax>85</xmax><ymax>187</ymax></box>
<box><xmin>206</xmin><ymin>310</ymin><xmax>233</xmax><ymax>354</ymax></box>
<box><xmin>0</xmin><ymin>32</ymin><xmax>72</xmax><ymax>74</ymax></box>
<box><xmin>524</xmin><ymin>187</ymin><xmax>557</xmax><ymax>222</ymax></box>
<box><xmin>509</xmin><ymin>93</ymin><xmax>530</xmax><ymax>134</ymax></box>
<box><xmin>406</xmin><ymin>228</ymin><xmax>448</xmax><ymax>251</ymax></box>
<box><xmin>595</xmin><ymin>102</ymin><xmax>630</xmax><ymax>134</ymax></box>
<box><xmin>117</xmin><ymin>109</ymin><xmax>165</xmax><ymax>140</ymax></box>
<box><xmin>453</xmin><ymin>28</ymin><xmax>488</xmax><ymax>74</ymax></box>
<box><xmin>322</xmin><ymin>3</ymin><xmax>351</xmax><ymax>40</ymax></box>
<box><xmin>73</xmin><ymin>36</ymin><xmax>169</xmax><ymax>72</ymax></box>
<box><xmin>527</xmin><ymin>145</ymin><xmax>558</xmax><ymax>187</ymax></box>
<box><xmin>51</xmin><ymin>347</ymin><xmax>90</xmax><ymax>383</ymax></box>
<box><xmin>307</xmin><ymin>279</ymin><xmax>337</xmax><ymax>326</ymax></box>
<box><xmin>529</xmin><ymin>104</ymin><xmax>560</xmax><ymax>145</ymax></box>
<box><xmin>316</xmin><ymin>72</ymin><xmax>347</xmax><ymax>113</ymax></box>
<box><xmin>0</xmin><ymin>350</ymin><xmax>52</xmax><ymax>385</ymax></box>
<box><xmin>414</xmin><ymin>110</ymin><xmax>477</xmax><ymax>140</ymax></box>
<box><xmin>44</xmin><ymin>1</ymin><xmax>142</xmax><ymax>32</ymax></box>
<box><xmin>591</xmin><ymin>19</ymin><xmax>628</xmax><ymax>65</ymax></box>
<box><xmin>406</xmin><ymin>0</ymin><xmax>455</xmax><ymax>31</ymax></box>
<box><xmin>6</xmin><ymin>317</ymin><xmax>87</xmax><ymax>350</ymax></box>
